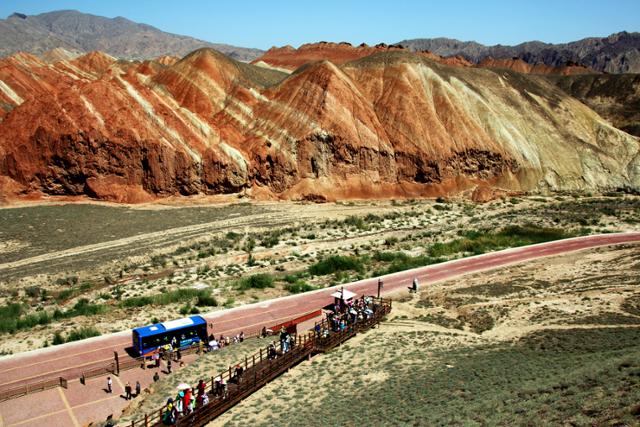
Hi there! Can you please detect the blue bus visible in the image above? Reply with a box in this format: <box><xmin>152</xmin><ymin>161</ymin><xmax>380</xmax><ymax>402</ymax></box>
<box><xmin>132</xmin><ymin>315</ymin><xmax>207</xmax><ymax>356</ymax></box>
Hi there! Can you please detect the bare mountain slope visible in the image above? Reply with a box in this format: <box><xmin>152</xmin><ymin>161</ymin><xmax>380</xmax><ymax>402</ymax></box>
<box><xmin>399</xmin><ymin>32</ymin><xmax>640</xmax><ymax>73</ymax></box>
<box><xmin>0</xmin><ymin>48</ymin><xmax>638</xmax><ymax>203</ymax></box>
<box><xmin>0</xmin><ymin>10</ymin><xmax>263</xmax><ymax>61</ymax></box>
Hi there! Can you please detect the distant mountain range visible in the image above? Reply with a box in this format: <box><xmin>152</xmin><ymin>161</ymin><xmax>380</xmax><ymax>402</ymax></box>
<box><xmin>398</xmin><ymin>32</ymin><xmax>640</xmax><ymax>73</ymax></box>
<box><xmin>0</xmin><ymin>10</ymin><xmax>263</xmax><ymax>62</ymax></box>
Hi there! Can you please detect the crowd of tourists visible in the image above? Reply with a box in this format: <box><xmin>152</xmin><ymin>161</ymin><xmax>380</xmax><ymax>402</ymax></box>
<box><xmin>324</xmin><ymin>294</ymin><xmax>377</xmax><ymax>334</ymax></box>
<box><xmin>130</xmin><ymin>294</ymin><xmax>385</xmax><ymax>425</ymax></box>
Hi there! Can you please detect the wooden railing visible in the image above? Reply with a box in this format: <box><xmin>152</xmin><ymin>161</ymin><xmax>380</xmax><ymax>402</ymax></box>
<box><xmin>0</xmin><ymin>376</ymin><xmax>67</xmax><ymax>402</ymax></box>
<box><xmin>128</xmin><ymin>297</ymin><xmax>392</xmax><ymax>427</ymax></box>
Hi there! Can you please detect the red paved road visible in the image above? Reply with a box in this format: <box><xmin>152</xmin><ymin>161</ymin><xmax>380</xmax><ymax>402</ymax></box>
<box><xmin>0</xmin><ymin>232</ymin><xmax>638</xmax><ymax>426</ymax></box>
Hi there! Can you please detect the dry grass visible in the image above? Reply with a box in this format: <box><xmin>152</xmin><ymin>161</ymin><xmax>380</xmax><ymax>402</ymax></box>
<box><xmin>211</xmin><ymin>243</ymin><xmax>640</xmax><ymax>426</ymax></box>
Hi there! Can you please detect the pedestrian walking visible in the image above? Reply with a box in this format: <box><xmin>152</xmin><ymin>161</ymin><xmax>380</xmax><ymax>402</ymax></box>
<box><xmin>107</xmin><ymin>376</ymin><xmax>112</xmax><ymax>393</ymax></box>
<box><xmin>125</xmin><ymin>382</ymin><xmax>132</xmax><ymax>400</ymax></box>
<box><xmin>135</xmin><ymin>380</ymin><xmax>141</xmax><ymax>397</ymax></box>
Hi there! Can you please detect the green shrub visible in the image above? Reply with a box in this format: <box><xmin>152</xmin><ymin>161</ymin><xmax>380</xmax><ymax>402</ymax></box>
<box><xmin>120</xmin><ymin>295</ymin><xmax>154</xmax><ymax>308</ymax></box>
<box><xmin>343</xmin><ymin>216</ymin><xmax>368</xmax><ymax>230</ymax></box>
<box><xmin>427</xmin><ymin>225</ymin><xmax>571</xmax><ymax>258</ymax></box>
<box><xmin>52</xmin><ymin>331</ymin><xmax>65</xmax><ymax>345</ymax></box>
<box><xmin>196</xmin><ymin>294</ymin><xmax>218</xmax><ymax>307</ymax></box>
<box><xmin>119</xmin><ymin>288</ymin><xmax>217</xmax><ymax>308</ymax></box>
<box><xmin>237</xmin><ymin>274</ymin><xmax>275</xmax><ymax>290</ymax></box>
<box><xmin>309</xmin><ymin>255</ymin><xmax>364</xmax><ymax>276</ymax></box>
<box><xmin>67</xmin><ymin>299</ymin><xmax>107</xmax><ymax>317</ymax></box>
<box><xmin>66</xmin><ymin>327</ymin><xmax>101</xmax><ymax>343</ymax></box>
<box><xmin>285</xmin><ymin>281</ymin><xmax>316</xmax><ymax>294</ymax></box>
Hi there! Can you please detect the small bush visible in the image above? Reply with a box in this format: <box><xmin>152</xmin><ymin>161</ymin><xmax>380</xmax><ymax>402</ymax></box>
<box><xmin>52</xmin><ymin>332</ymin><xmax>65</xmax><ymax>345</ymax></box>
<box><xmin>237</xmin><ymin>274</ymin><xmax>275</xmax><ymax>290</ymax></box>
<box><xmin>285</xmin><ymin>281</ymin><xmax>316</xmax><ymax>294</ymax></box>
<box><xmin>309</xmin><ymin>255</ymin><xmax>364</xmax><ymax>276</ymax></box>
<box><xmin>66</xmin><ymin>327</ymin><xmax>101</xmax><ymax>343</ymax></box>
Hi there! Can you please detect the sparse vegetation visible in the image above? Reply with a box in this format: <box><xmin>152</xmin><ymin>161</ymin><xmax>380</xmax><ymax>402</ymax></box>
<box><xmin>236</xmin><ymin>274</ymin><xmax>275</xmax><ymax>290</ymax></box>
<box><xmin>1</xmin><ymin>195</ymin><xmax>638</xmax><ymax>354</ymax></box>
<box><xmin>309</xmin><ymin>255</ymin><xmax>364</xmax><ymax>276</ymax></box>
<box><xmin>120</xmin><ymin>289</ymin><xmax>218</xmax><ymax>309</ymax></box>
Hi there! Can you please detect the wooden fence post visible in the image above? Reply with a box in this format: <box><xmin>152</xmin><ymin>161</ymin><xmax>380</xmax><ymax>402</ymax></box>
<box><xmin>114</xmin><ymin>351</ymin><xmax>120</xmax><ymax>375</ymax></box>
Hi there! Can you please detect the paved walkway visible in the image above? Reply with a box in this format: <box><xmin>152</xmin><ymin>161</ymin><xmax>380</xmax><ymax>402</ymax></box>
<box><xmin>0</xmin><ymin>232</ymin><xmax>638</xmax><ymax>425</ymax></box>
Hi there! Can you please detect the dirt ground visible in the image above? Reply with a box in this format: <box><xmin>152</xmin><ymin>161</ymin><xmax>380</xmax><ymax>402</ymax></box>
<box><xmin>0</xmin><ymin>194</ymin><xmax>639</xmax><ymax>355</ymax></box>
<box><xmin>211</xmin><ymin>243</ymin><xmax>640</xmax><ymax>426</ymax></box>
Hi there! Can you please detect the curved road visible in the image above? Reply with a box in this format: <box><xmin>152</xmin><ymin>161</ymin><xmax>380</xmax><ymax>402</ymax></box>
<box><xmin>0</xmin><ymin>232</ymin><xmax>638</xmax><ymax>426</ymax></box>
<box><xmin>2</xmin><ymin>232</ymin><xmax>639</xmax><ymax>388</ymax></box>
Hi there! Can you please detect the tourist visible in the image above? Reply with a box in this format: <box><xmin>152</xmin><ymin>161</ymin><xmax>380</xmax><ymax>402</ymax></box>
<box><xmin>167</xmin><ymin>359</ymin><xmax>172</xmax><ymax>374</ymax></box>
<box><xmin>261</xmin><ymin>326</ymin><xmax>267</xmax><ymax>338</ymax></box>
<box><xmin>209</xmin><ymin>338</ymin><xmax>219</xmax><ymax>351</ymax></box>
<box><xmin>220</xmin><ymin>376</ymin><xmax>227</xmax><ymax>398</ymax></box>
<box><xmin>183</xmin><ymin>388</ymin><xmax>191</xmax><ymax>414</ymax></box>
<box><xmin>106</xmin><ymin>376</ymin><xmax>112</xmax><ymax>393</ymax></box>
<box><xmin>175</xmin><ymin>392</ymin><xmax>183</xmax><ymax>414</ymax></box>
<box><xmin>234</xmin><ymin>364</ymin><xmax>244</xmax><ymax>383</ymax></box>
<box><xmin>280</xmin><ymin>327</ymin><xmax>288</xmax><ymax>352</ymax></box>
<box><xmin>239</xmin><ymin>331</ymin><xmax>245</xmax><ymax>342</ymax></box>
<box><xmin>163</xmin><ymin>398</ymin><xmax>175</xmax><ymax>425</ymax></box>
<box><xmin>214</xmin><ymin>375</ymin><xmax>221</xmax><ymax>396</ymax></box>
<box><xmin>135</xmin><ymin>380</ymin><xmax>141</xmax><ymax>397</ymax></box>
<box><xmin>267</xmin><ymin>342</ymin><xmax>277</xmax><ymax>360</ymax></box>
<box><xmin>197</xmin><ymin>379</ymin><xmax>205</xmax><ymax>396</ymax></box>
<box><xmin>153</xmin><ymin>372</ymin><xmax>160</xmax><ymax>382</ymax></box>
<box><xmin>409</xmin><ymin>277</ymin><xmax>419</xmax><ymax>293</ymax></box>
<box><xmin>125</xmin><ymin>382</ymin><xmax>132</xmax><ymax>400</ymax></box>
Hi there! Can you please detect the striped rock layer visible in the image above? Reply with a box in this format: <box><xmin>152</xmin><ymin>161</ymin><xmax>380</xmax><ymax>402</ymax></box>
<box><xmin>0</xmin><ymin>48</ymin><xmax>638</xmax><ymax>202</ymax></box>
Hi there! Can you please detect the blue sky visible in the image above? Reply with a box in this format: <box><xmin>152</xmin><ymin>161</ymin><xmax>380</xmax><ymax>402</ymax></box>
<box><xmin>1</xmin><ymin>0</ymin><xmax>638</xmax><ymax>49</ymax></box>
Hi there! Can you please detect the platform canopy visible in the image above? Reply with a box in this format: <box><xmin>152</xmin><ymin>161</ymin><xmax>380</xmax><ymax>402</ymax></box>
<box><xmin>330</xmin><ymin>289</ymin><xmax>357</xmax><ymax>300</ymax></box>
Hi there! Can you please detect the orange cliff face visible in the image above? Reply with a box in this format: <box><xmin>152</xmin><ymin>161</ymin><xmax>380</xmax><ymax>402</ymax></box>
<box><xmin>0</xmin><ymin>48</ymin><xmax>638</xmax><ymax>203</ymax></box>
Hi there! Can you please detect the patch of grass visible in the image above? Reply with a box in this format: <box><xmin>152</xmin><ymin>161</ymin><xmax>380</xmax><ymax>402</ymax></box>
<box><xmin>309</xmin><ymin>255</ymin><xmax>364</xmax><ymax>276</ymax></box>
<box><xmin>120</xmin><ymin>289</ymin><xmax>218</xmax><ymax>308</ymax></box>
<box><xmin>373</xmin><ymin>252</ymin><xmax>445</xmax><ymax>275</ymax></box>
<box><xmin>428</xmin><ymin>224</ymin><xmax>572</xmax><ymax>258</ymax></box>
<box><xmin>66</xmin><ymin>326</ymin><xmax>101</xmax><ymax>342</ymax></box>
<box><xmin>0</xmin><ymin>298</ymin><xmax>107</xmax><ymax>334</ymax></box>
<box><xmin>237</xmin><ymin>274</ymin><xmax>275</xmax><ymax>290</ymax></box>
<box><xmin>284</xmin><ymin>281</ymin><xmax>316</xmax><ymax>294</ymax></box>
<box><xmin>264</xmin><ymin>327</ymin><xmax>640</xmax><ymax>426</ymax></box>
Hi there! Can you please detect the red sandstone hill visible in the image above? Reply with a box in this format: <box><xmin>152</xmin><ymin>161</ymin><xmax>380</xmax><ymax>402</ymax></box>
<box><xmin>252</xmin><ymin>42</ymin><xmax>473</xmax><ymax>72</ymax></box>
<box><xmin>0</xmin><ymin>48</ymin><xmax>638</xmax><ymax>203</ymax></box>
<box><xmin>477</xmin><ymin>57</ymin><xmax>597</xmax><ymax>75</ymax></box>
